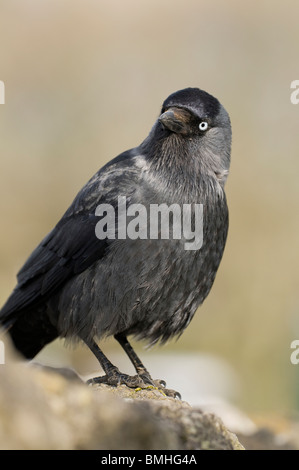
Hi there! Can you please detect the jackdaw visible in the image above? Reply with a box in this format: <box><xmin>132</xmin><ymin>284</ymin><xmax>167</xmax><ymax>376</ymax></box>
<box><xmin>0</xmin><ymin>87</ymin><xmax>232</xmax><ymax>396</ymax></box>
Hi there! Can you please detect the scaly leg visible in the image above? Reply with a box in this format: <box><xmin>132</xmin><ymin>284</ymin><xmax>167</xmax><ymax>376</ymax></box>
<box><xmin>84</xmin><ymin>336</ymin><xmax>181</xmax><ymax>398</ymax></box>
<box><xmin>114</xmin><ymin>333</ymin><xmax>181</xmax><ymax>399</ymax></box>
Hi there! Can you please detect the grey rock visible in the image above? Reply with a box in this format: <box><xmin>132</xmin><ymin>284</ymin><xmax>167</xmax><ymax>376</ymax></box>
<box><xmin>0</xmin><ymin>344</ymin><xmax>243</xmax><ymax>450</ymax></box>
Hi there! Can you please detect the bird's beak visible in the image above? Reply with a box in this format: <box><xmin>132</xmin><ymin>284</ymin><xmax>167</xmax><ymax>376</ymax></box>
<box><xmin>159</xmin><ymin>107</ymin><xmax>189</xmax><ymax>134</ymax></box>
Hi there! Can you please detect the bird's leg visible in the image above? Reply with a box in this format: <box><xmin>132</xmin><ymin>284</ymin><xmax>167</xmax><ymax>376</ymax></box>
<box><xmin>85</xmin><ymin>339</ymin><xmax>120</xmax><ymax>385</ymax></box>
<box><xmin>114</xmin><ymin>333</ymin><xmax>181</xmax><ymax>399</ymax></box>
<box><xmin>114</xmin><ymin>333</ymin><xmax>165</xmax><ymax>387</ymax></box>
<box><xmin>84</xmin><ymin>338</ymin><xmax>153</xmax><ymax>388</ymax></box>
<box><xmin>84</xmin><ymin>337</ymin><xmax>180</xmax><ymax>398</ymax></box>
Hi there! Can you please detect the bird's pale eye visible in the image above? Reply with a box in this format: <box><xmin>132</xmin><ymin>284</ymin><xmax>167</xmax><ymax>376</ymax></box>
<box><xmin>199</xmin><ymin>121</ymin><xmax>209</xmax><ymax>132</ymax></box>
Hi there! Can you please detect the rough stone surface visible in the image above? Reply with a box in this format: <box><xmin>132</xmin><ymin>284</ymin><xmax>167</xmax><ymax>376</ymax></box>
<box><xmin>0</xmin><ymin>345</ymin><xmax>244</xmax><ymax>450</ymax></box>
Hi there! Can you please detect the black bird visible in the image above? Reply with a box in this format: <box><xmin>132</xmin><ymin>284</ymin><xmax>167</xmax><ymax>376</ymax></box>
<box><xmin>0</xmin><ymin>88</ymin><xmax>231</xmax><ymax>396</ymax></box>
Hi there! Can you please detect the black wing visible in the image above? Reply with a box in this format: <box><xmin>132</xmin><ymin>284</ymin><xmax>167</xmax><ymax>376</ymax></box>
<box><xmin>0</xmin><ymin>148</ymin><xmax>142</xmax><ymax>323</ymax></box>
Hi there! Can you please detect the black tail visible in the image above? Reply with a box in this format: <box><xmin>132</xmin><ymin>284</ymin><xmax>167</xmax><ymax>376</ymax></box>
<box><xmin>0</xmin><ymin>306</ymin><xmax>58</xmax><ymax>359</ymax></box>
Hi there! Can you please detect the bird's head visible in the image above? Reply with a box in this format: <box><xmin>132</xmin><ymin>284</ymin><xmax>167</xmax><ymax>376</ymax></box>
<box><xmin>156</xmin><ymin>88</ymin><xmax>232</xmax><ymax>185</ymax></box>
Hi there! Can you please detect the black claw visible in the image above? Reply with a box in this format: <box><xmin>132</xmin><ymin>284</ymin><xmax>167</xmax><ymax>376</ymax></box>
<box><xmin>163</xmin><ymin>388</ymin><xmax>182</xmax><ymax>400</ymax></box>
<box><xmin>158</xmin><ymin>379</ymin><xmax>167</xmax><ymax>388</ymax></box>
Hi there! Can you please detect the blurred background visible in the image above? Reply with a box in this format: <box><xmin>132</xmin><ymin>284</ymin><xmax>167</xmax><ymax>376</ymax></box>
<box><xmin>0</xmin><ymin>0</ymin><xmax>299</xmax><ymax>437</ymax></box>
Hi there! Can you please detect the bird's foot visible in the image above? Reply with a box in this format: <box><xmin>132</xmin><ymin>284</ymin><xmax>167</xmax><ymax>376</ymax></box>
<box><xmin>87</xmin><ymin>369</ymin><xmax>181</xmax><ymax>399</ymax></box>
<box><xmin>86</xmin><ymin>367</ymin><xmax>151</xmax><ymax>388</ymax></box>
<box><xmin>138</xmin><ymin>372</ymin><xmax>181</xmax><ymax>399</ymax></box>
